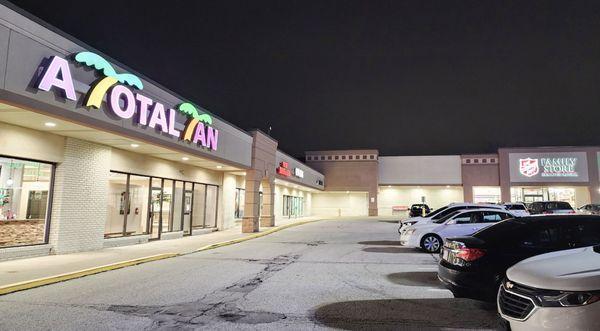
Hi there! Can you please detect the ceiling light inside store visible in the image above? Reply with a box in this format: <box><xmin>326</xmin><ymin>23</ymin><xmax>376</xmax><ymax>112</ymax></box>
<box><xmin>5</xmin><ymin>178</ymin><xmax>13</xmax><ymax>187</ymax></box>
<box><xmin>182</xmin><ymin>157</ymin><xmax>189</xmax><ymax>161</ymax></box>
<box><xmin>44</xmin><ymin>122</ymin><xmax>56</xmax><ymax>127</ymax></box>
<box><xmin>446</xmin><ymin>185</ymin><xmax>450</xmax><ymax>188</ymax></box>
<box><xmin>130</xmin><ymin>143</ymin><xmax>139</xmax><ymax>148</ymax></box>
<box><xmin>216</xmin><ymin>165</ymin><xmax>223</xmax><ymax>169</ymax></box>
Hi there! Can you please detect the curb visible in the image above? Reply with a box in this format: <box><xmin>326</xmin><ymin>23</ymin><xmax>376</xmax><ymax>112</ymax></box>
<box><xmin>0</xmin><ymin>253</ymin><xmax>178</xmax><ymax>296</ymax></box>
<box><xmin>0</xmin><ymin>218</ymin><xmax>331</xmax><ymax>296</ymax></box>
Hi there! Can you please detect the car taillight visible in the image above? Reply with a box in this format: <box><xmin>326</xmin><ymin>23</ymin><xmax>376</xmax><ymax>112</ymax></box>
<box><xmin>569</xmin><ymin>210</ymin><xmax>576</xmax><ymax>214</ymax></box>
<box><xmin>455</xmin><ymin>248</ymin><xmax>486</xmax><ymax>261</ymax></box>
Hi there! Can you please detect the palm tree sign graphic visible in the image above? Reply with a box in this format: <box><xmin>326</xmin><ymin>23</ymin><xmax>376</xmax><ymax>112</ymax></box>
<box><xmin>75</xmin><ymin>52</ymin><xmax>144</xmax><ymax>108</ymax></box>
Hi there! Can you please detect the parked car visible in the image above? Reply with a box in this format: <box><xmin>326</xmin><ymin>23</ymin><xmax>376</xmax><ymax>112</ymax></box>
<box><xmin>578</xmin><ymin>203</ymin><xmax>600</xmax><ymax>215</ymax></box>
<box><xmin>499</xmin><ymin>245</ymin><xmax>600</xmax><ymax>330</ymax></box>
<box><xmin>503</xmin><ymin>202</ymin><xmax>530</xmax><ymax>217</ymax></box>
<box><xmin>409</xmin><ymin>203</ymin><xmax>430</xmax><ymax>217</ymax></box>
<box><xmin>438</xmin><ymin>215</ymin><xmax>600</xmax><ymax>301</ymax></box>
<box><xmin>398</xmin><ymin>202</ymin><xmax>506</xmax><ymax>230</ymax></box>
<box><xmin>527</xmin><ymin>201</ymin><xmax>574</xmax><ymax>215</ymax></box>
<box><xmin>400</xmin><ymin>208</ymin><xmax>515</xmax><ymax>253</ymax></box>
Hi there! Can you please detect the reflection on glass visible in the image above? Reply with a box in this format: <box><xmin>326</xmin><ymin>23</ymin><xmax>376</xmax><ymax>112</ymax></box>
<box><xmin>162</xmin><ymin>180</ymin><xmax>173</xmax><ymax>233</ymax></box>
<box><xmin>172</xmin><ymin>181</ymin><xmax>184</xmax><ymax>232</ymax></box>
<box><xmin>183</xmin><ymin>184</ymin><xmax>193</xmax><ymax>234</ymax></box>
<box><xmin>127</xmin><ymin>175</ymin><xmax>149</xmax><ymax>235</ymax></box>
<box><xmin>150</xmin><ymin>178</ymin><xmax>162</xmax><ymax>239</ymax></box>
<box><xmin>192</xmin><ymin>184</ymin><xmax>206</xmax><ymax>228</ymax></box>
<box><xmin>0</xmin><ymin>157</ymin><xmax>52</xmax><ymax>247</ymax></box>
<box><xmin>205</xmin><ymin>185</ymin><xmax>218</xmax><ymax>228</ymax></box>
<box><xmin>105</xmin><ymin>172</ymin><xmax>128</xmax><ymax>237</ymax></box>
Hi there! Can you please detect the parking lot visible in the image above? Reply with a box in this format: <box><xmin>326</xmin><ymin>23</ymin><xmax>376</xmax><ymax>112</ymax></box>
<box><xmin>0</xmin><ymin>219</ymin><xmax>503</xmax><ymax>330</ymax></box>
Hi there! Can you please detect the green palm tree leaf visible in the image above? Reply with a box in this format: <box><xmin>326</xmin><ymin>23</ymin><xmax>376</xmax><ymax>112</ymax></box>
<box><xmin>115</xmin><ymin>73</ymin><xmax>144</xmax><ymax>90</ymax></box>
<box><xmin>177</xmin><ymin>103</ymin><xmax>213</xmax><ymax>124</ymax></box>
<box><xmin>74</xmin><ymin>52</ymin><xmax>117</xmax><ymax>77</ymax></box>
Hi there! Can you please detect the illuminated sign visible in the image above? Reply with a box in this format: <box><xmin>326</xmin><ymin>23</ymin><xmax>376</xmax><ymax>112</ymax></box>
<box><xmin>509</xmin><ymin>152</ymin><xmax>588</xmax><ymax>182</ymax></box>
<box><xmin>276</xmin><ymin>162</ymin><xmax>291</xmax><ymax>177</ymax></box>
<box><xmin>294</xmin><ymin>168</ymin><xmax>304</xmax><ymax>178</ymax></box>
<box><xmin>35</xmin><ymin>52</ymin><xmax>218</xmax><ymax>151</ymax></box>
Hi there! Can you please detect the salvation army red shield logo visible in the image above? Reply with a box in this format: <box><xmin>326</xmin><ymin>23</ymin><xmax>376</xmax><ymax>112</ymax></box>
<box><xmin>519</xmin><ymin>158</ymin><xmax>539</xmax><ymax>177</ymax></box>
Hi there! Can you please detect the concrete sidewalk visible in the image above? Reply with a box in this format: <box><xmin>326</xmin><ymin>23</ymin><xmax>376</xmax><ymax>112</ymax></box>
<box><xmin>0</xmin><ymin>216</ymin><xmax>342</xmax><ymax>293</ymax></box>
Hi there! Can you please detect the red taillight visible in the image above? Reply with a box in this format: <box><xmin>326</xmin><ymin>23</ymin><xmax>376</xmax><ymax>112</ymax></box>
<box><xmin>455</xmin><ymin>248</ymin><xmax>486</xmax><ymax>261</ymax></box>
<box><xmin>569</xmin><ymin>210</ymin><xmax>576</xmax><ymax>214</ymax></box>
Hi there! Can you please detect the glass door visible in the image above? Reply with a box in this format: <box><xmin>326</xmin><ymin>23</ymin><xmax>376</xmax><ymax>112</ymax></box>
<box><xmin>183</xmin><ymin>186</ymin><xmax>193</xmax><ymax>235</ymax></box>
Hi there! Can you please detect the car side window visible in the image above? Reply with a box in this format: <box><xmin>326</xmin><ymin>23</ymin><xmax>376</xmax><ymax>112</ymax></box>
<box><xmin>482</xmin><ymin>211</ymin><xmax>504</xmax><ymax>223</ymax></box>
<box><xmin>563</xmin><ymin>222</ymin><xmax>600</xmax><ymax>247</ymax></box>
<box><xmin>452</xmin><ymin>212</ymin><xmax>474</xmax><ymax>224</ymax></box>
<box><xmin>518</xmin><ymin>226</ymin><xmax>562</xmax><ymax>249</ymax></box>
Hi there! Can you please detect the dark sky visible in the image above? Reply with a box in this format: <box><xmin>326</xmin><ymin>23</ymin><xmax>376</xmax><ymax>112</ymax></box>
<box><xmin>8</xmin><ymin>0</ymin><xmax>600</xmax><ymax>156</ymax></box>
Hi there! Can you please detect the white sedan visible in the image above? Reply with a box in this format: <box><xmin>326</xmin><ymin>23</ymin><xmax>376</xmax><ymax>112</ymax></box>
<box><xmin>500</xmin><ymin>245</ymin><xmax>600</xmax><ymax>330</ymax></box>
<box><xmin>399</xmin><ymin>208</ymin><xmax>516</xmax><ymax>253</ymax></box>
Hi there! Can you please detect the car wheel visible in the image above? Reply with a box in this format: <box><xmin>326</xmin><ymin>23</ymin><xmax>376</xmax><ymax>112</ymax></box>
<box><xmin>421</xmin><ymin>234</ymin><xmax>442</xmax><ymax>253</ymax></box>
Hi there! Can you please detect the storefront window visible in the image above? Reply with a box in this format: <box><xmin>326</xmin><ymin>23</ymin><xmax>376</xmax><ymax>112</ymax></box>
<box><xmin>473</xmin><ymin>186</ymin><xmax>501</xmax><ymax>203</ymax></box>
<box><xmin>161</xmin><ymin>179</ymin><xmax>174</xmax><ymax>233</ymax></box>
<box><xmin>127</xmin><ymin>175</ymin><xmax>149</xmax><ymax>235</ymax></box>
<box><xmin>106</xmin><ymin>172</ymin><xmax>129</xmax><ymax>237</ymax></box>
<box><xmin>0</xmin><ymin>157</ymin><xmax>53</xmax><ymax>248</ymax></box>
<box><xmin>235</xmin><ymin>188</ymin><xmax>245</xmax><ymax>218</ymax></box>
<box><xmin>172</xmin><ymin>181</ymin><xmax>184</xmax><ymax>232</ymax></box>
<box><xmin>192</xmin><ymin>184</ymin><xmax>206</xmax><ymax>228</ymax></box>
<box><xmin>205</xmin><ymin>185</ymin><xmax>218</xmax><ymax>228</ymax></box>
<box><xmin>283</xmin><ymin>195</ymin><xmax>304</xmax><ymax>218</ymax></box>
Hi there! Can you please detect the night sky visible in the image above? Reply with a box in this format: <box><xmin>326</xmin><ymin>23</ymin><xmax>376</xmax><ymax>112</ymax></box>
<box><xmin>8</xmin><ymin>1</ymin><xmax>600</xmax><ymax>157</ymax></box>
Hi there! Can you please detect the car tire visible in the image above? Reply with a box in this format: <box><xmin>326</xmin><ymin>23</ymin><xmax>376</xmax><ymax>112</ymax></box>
<box><xmin>420</xmin><ymin>234</ymin><xmax>442</xmax><ymax>253</ymax></box>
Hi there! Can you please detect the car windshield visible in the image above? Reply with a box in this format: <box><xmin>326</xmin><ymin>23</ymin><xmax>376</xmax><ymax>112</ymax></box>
<box><xmin>546</xmin><ymin>202</ymin><xmax>573</xmax><ymax>210</ymax></box>
<box><xmin>425</xmin><ymin>206</ymin><xmax>447</xmax><ymax>218</ymax></box>
<box><xmin>472</xmin><ymin>218</ymin><xmax>526</xmax><ymax>242</ymax></box>
<box><xmin>434</xmin><ymin>210</ymin><xmax>462</xmax><ymax>224</ymax></box>
<box><xmin>506</xmin><ymin>204</ymin><xmax>526</xmax><ymax>210</ymax></box>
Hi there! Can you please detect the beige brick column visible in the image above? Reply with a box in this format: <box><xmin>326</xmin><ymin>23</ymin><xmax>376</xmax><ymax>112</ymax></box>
<box><xmin>260</xmin><ymin>178</ymin><xmax>275</xmax><ymax>227</ymax></box>
<box><xmin>242</xmin><ymin>130</ymin><xmax>278</xmax><ymax>233</ymax></box>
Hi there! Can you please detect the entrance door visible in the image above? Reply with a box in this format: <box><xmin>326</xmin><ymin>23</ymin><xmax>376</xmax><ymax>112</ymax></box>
<box><xmin>149</xmin><ymin>186</ymin><xmax>162</xmax><ymax>239</ymax></box>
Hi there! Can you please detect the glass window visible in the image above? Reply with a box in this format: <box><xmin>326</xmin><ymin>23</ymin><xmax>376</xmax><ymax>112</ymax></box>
<box><xmin>235</xmin><ymin>188</ymin><xmax>245</xmax><ymax>218</ymax></box>
<box><xmin>127</xmin><ymin>175</ymin><xmax>149</xmax><ymax>236</ymax></box>
<box><xmin>482</xmin><ymin>211</ymin><xmax>507</xmax><ymax>223</ymax></box>
<box><xmin>0</xmin><ymin>157</ymin><xmax>53</xmax><ymax>248</ymax></box>
<box><xmin>161</xmin><ymin>179</ymin><xmax>174</xmax><ymax>233</ymax></box>
<box><xmin>105</xmin><ymin>172</ymin><xmax>129</xmax><ymax>238</ymax></box>
<box><xmin>519</xmin><ymin>226</ymin><xmax>562</xmax><ymax>249</ymax></box>
<box><xmin>451</xmin><ymin>212</ymin><xmax>475</xmax><ymax>224</ymax></box>
<box><xmin>192</xmin><ymin>184</ymin><xmax>206</xmax><ymax>228</ymax></box>
<box><xmin>172</xmin><ymin>181</ymin><xmax>184</xmax><ymax>232</ymax></box>
<box><xmin>205</xmin><ymin>185</ymin><xmax>218</xmax><ymax>228</ymax></box>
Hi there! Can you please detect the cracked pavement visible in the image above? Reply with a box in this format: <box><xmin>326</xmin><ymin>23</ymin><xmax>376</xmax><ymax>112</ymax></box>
<box><xmin>0</xmin><ymin>219</ymin><xmax>502</xmax><ymax>330</ymax></box>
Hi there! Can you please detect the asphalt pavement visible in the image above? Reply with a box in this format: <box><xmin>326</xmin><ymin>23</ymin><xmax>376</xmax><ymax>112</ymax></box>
<box><xmin>0</xmin><ymin>219</ymin><xmax>503</xmax><ymax>330</ymax></box>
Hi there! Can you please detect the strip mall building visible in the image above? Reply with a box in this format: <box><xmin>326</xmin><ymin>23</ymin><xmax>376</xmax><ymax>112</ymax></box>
<box><xmin>1</xmin><ymin>4</ymin><xmax>599</xmax><ymax>260</ymax></box>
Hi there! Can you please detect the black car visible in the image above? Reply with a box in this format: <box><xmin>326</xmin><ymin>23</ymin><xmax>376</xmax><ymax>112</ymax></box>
<box><xmin>527</xmin><ymin>201</ymin><xmax>574</xmax><ymax>215</ymax></box>
<box><xmin>408</xmin><ymin>204</ymin><xmax>431</xmax><ymax>217</ymax></box>
<box><xmin>438</xmin><ymin>215</ymin><xmax>600</xmax><ymax>301</ymax></box>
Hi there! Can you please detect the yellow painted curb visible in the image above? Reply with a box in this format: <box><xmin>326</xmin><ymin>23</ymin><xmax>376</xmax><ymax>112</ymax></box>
<box><xmin>0</xmin><ymin>253</ymin><xmax>178</xmax><ymax>296</ymax></box>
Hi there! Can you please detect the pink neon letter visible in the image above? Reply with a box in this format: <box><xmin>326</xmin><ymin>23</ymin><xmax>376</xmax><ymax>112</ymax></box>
<box><xmin>148</xmin><ymin>102</ymin><xmax>169</xmax><ymax>133</ymax></box>
<box><xmin>193</xmin><ymin>122</ymin><xmax>207</xmax><ymax>146</ymax></box>
<box><xmin>108</xmin><ymin>85</ymin><xmax>135</xmax><ymax>119</ymax></box>
<box><xmin>37</xmin><ymin>56</ymin><xmax>76</xmax><ymax>100</ymax></box>
<box><xmin>206</xmin><ymin>127</ymin><xmax>219</xmax><ymax>151</ymax></box>
<box><xmin>135</xmin><ymin>93</ymin><xmax>153</xmax><ymax>125</ymax></box>
<box><xmin>167</xmin><ymin>108</ymin><xmax>181</xmax><ymax>138</ymax></box>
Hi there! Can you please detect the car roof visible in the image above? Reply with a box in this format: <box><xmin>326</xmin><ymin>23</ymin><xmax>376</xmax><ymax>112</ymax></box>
<box><xmin>515</xmin><ymin>214</ymin><xmax>600</xmax><ymax>223</ymax></box>
<box><xmin>448</xmin><ymin>202</ymin><xmax>502</xmax><ymax>207</ymax></box>
<box><xmin>452</xmin><ymin>208</ymin><xmax>513</xmax><ymax>214</ymax></box>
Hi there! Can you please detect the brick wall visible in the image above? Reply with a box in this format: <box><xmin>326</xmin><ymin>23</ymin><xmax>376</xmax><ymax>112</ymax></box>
<box><xmin>48</xmin><ymin>138</ymin><xmax>111</xmax><ymax>254</ymax></box>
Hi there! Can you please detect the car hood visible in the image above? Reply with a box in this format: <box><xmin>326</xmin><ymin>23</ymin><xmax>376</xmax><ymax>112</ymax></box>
<box><xmin>507</xmin><ymin>246</ymin><xmax>600</xmax><ymax>291</ymax></box>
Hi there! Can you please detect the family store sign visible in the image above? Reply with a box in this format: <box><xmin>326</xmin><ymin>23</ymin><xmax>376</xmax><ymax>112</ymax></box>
<box><xmin>509</xmin><ymin>152</ymin><xmax>589</xmax><ymax>182</ymax></box>
<box><xmin>35</xmin><ymin>52</ymin><xmax>218</xmax><ymax>150</ymax></box>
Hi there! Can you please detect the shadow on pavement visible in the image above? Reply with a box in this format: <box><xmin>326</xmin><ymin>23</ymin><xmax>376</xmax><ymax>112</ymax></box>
<box><xmin>362</xmin><ymin>247</ymin><xmax>418</xmax><ymax>253</ymax></box>
<box><xmin>358</xmin><ymin>240</ymin><xmax>402</xmax><ymax>246</ymax></box>
<box><xmin>378</xmin><ymin>220</ymin><xmax>400</xmax><ymax>224</ymax></box>
<box><xmin>313</xmin><ymin>298</ymin><xmax>502</xmax><ymax>330</ymax></box>
<box><xmin>386</xmin><ymin>272</ymin><xmax>445</xmax><ymax>288</ymax></box>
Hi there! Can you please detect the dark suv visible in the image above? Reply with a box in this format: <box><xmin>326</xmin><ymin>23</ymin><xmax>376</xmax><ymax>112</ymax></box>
<box><xmin>438</xmin><ymin>215</ymin><xmax>600</xmax><ymax>301</ymax></box>
<box><xmin>528</xmin><ymin>201</ymin><xmax>574</xmax><ymax>215</ymax></box>
<box><xmin>409</xmin><ymin>204</ymin><xmax>430</xmax><ymax>217</ymax></box>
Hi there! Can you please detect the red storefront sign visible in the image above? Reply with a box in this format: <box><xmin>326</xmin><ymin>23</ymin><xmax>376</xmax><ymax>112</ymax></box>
<box><xmin>276</xmin><ymin>162</ymin><xmax>291</xmax><ymax>177</ymax></box>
